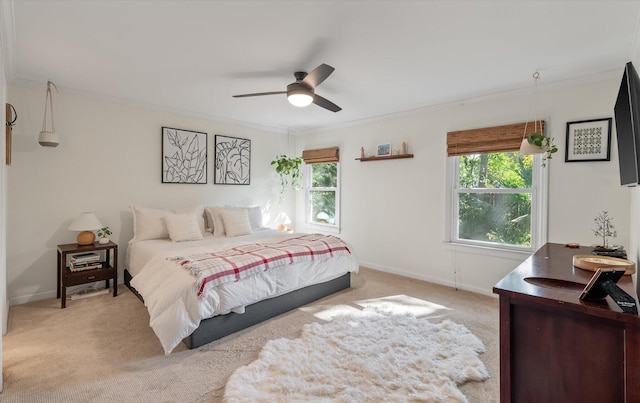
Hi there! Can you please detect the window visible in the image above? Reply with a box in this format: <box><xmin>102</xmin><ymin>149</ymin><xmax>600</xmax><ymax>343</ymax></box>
<box><xmin>302</xmin><ymin>147</ymin><xmax>340</xmax><ymax>233</ymax></box>
<box><xmin>306</xmin><ymin>162</ymin><xmax>340</xmax><ymax>231</ymax></box>
<box><xmin>446</xmin><ymin>122</ymin><xmax>548</xmax><ymax>253</ymax></box>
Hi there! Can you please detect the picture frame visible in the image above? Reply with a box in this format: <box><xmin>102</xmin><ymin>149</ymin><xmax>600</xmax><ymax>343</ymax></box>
<box><xmin>579</xmin><ymin>268</ymin><xmax>625</xmax><ymax>300</ymax></box>
<box><xmin>377</xmin><ymin>143</ymin><xmax>391</xmax><ymax>157</ymax></box>
<box><xmin>161</xmin><ymin>127</ymin><xmax>207</xmax><ymax>184</ymax></box>
<box><xmin>214</xmin><ymin>135</ymin><xmax>251</xmax><ymax>185</ymax></box>
<box><xmin>565</xmin><ymin>118</ymin><xmax>612</xmax><ymax>162</ymax></box>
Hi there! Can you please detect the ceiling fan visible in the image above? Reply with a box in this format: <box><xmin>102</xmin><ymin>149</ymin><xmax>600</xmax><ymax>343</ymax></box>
<box><xmin>232</xmin><ymin>63</ymin><xmax>341</xmax><ymax>112</ymax></box>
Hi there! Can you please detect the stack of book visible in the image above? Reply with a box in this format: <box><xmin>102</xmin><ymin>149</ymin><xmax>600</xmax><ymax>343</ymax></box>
<box><xmin>68</xmin><ymin>252</ymin><xmax>103</xmax><ymax>272</ymax></box>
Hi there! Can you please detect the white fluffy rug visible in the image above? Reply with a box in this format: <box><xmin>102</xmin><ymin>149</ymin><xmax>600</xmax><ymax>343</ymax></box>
<box><xmin>223</xmin><ymin>308</ymin><xmax>489</xmax><ymax>402</ymax></box>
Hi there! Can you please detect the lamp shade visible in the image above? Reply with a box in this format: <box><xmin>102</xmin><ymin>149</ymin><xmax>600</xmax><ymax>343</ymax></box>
<box><xmin>68</xmin><ymin>212</ymin><xmax>103</xmax><ymax>245</ymax></box>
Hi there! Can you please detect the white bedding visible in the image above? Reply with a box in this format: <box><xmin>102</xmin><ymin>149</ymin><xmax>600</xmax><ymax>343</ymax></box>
<box><xmin>128</xmin><ymin>230</ymin><xmax>358</xmax><ymax>354</ymax></box>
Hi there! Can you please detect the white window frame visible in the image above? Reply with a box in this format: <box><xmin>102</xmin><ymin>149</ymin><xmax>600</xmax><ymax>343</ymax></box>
<box><xmin>305</xmin><ymin>162</ymin><xmax>341</xmax><ymax>234</ymax></box>
<box><xmin>444</xmin><ymin>153</ymin><xmax>548</xmax><ymax>256</ymax></box>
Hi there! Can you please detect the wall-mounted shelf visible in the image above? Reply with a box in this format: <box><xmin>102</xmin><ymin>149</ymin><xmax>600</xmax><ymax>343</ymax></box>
<box><xmin>355</xmin><ymin>154</ymin><xmax>414</xmax><ymax>162</ymax></box>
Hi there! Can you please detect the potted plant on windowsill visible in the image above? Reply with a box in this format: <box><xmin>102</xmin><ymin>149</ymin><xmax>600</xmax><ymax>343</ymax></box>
<box><xmin>97</xmin><ymin>226</ymin><xmax>112</xmax><ymax>244</ymax></box>
<box><xmin>271</xmin><ymin>155</ymin><xmax>303</xmax><ymax>203</ymax></box>
<box><xmin>520</xmin><ymin>133</ymin><xmax>558</xmax><ymax>167</ymax></box>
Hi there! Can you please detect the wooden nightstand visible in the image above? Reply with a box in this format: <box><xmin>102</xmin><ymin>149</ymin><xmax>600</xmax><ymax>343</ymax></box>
<box><xmin>57</xmin><ymin>241</ymin><xmax>118</xmax><ymax>309</ymax></box>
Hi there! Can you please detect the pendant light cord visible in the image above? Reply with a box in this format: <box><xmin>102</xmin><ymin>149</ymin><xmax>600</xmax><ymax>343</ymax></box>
<box><xmin>522</xmin><ymin>71</ymin><xmax>541</xmax><ymax>139</ymax></box>
<box><xmin>41</xmin><ymin>81</ymin><xmax>58</xmax><ymax>132</ymax></box>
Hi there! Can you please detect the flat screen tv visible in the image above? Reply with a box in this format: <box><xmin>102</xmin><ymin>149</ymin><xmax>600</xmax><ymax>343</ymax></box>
<box><xmin>614</xmin><ymin>61</ymin><xmax>640</xmax><ymax>186</ymax></box>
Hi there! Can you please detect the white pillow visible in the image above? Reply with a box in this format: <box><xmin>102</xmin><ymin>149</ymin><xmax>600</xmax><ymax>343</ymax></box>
<box><xmin>204</xmin><ymin>207</ymin><xmax>216</xmax><ymax>233</ymax></box>
<box><xmin>130</xmin><ymin>205</ymin><xmax>171</xmax><ymax>242</ymax></box>
<box><xmin>221</xmin><ymin>209</ymin><xmax>253</xmax><ymax>237</ymax></box>
<box><xmin>205</xmin><ymin>205</ymin><xmax>265</xmax><ymax>235</ymax></box>
<box><xmin>174</xmin><ymin>205</ymin><xmax>206</xmax><ymax>235</ymax></box>
<box><xmin>130</xmin><ymin>205</ymin><xmax>205</xmax><ymax>243</ymax></box>
<box><xmin>206</xmin><ymin>206</ymin><xmax>236</xmax><ymax>236</ymax></box>
<box><xmin>165</xmin><ymin>214</ymin><xmax>204</xmax><ymax>242</ymax></box>
<box><xmin>246</xmin><ymin>206</ymin><xmax>266</xmax><ymax>231</ymax></box>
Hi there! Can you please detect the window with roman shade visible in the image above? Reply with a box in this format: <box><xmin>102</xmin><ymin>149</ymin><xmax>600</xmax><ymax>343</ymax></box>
<box><xmin>301</xmin><ymin>147</ymin><xmax>339</xmax><ymax>164</ymax></box>
<box><xmin>445</xmin><ymin>121</ymin><xmax>547</xmax><ymax>253</ymax></box>
<box><xmin>302</xmin><ymin>147</ymin><xmax>340</xmax><ymax>234</ymax></box>
<box><xmin>447</xmin><ymin>121</ymin><xmax>545</xmax><ymax>156</ymax></box>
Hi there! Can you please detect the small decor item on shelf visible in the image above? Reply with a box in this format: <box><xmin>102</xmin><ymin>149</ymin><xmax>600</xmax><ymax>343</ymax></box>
<box><xmin>401</xmin><ymin>141</ymin><xmax>407</xmax><ymax>154</ymax></box>
<box><xmin>97</xmin><ymin>226</ymin><xmax>112</xmax><ymax>244</ymax></box>
<box><xmin>377</xmin><ymin>143</ymin><xmax>391</xmax><ymax>157</ymax></box>
<box><xmin>592</xmin><ymin>210</ymin><xmax>617</xmax><ymax>250</ymax></box>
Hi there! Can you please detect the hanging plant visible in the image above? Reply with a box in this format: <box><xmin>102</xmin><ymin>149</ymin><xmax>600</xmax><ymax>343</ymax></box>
<box><xmin>271</xmin><ymin>155</ymin><xmax>303</xmax><ymax>202</ymax></box>
<box><xmin>526</xmin><ymin>132</ymin><xmax>558</xmax><ymax>167</ymax></box>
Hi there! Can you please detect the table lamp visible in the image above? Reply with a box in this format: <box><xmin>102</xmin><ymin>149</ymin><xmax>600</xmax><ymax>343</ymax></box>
<box><xmin>68</xmin><ymin>212</ymin><xmax>103</xmax><ymax>245</ymax></box>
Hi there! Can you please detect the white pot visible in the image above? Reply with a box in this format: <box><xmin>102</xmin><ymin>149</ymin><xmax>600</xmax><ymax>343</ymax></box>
<box><xmin>519</xmin><ymin>139</ymin><xmax>546</xmax><ymax>155</ymax></box>
<box><xmin>99</xmin><ymin>237</ymin><xmax>109</xmax><ymax>244</ymax></box>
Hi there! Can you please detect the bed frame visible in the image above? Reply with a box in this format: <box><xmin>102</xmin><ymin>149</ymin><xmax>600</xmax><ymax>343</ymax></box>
<box><xmin>124</xmin><ymin>269</ymin><xmax>351</xmax><ymax>349</ymax></box>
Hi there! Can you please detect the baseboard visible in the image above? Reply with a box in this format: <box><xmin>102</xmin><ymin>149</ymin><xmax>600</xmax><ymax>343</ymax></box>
<box><xmin>358</xmin><ymin>261</ymin><xmax>497</xmax><ymax>297</ymax></box>
<box><xmin>9</xmin><ymin>279</ymin><xmax>123</xmax><ymax>306</ymax></box>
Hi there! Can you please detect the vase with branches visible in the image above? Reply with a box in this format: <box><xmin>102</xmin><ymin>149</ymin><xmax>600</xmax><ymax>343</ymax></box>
<box><xmin>592</xmin><ymin>211</ymin><xmax>617</xmax><ymax>249</ymax></box>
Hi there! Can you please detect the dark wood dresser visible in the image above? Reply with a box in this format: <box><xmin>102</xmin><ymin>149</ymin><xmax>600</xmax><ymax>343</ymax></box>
<box><xmin>493</xmin><ymin>243</ymin><xmax>640</xmax><ymax>402</ymax></box>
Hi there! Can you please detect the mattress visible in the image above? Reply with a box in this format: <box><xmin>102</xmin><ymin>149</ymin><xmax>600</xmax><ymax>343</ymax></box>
<box><xmin>128</xmin><ymin>230</ymin><xmax>358</xmax><ymax>354</ymax></box>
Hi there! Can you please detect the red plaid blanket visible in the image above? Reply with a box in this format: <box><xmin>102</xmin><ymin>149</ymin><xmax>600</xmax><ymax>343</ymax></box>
<box><xmin>170</xmin><ymin>234</ymin><xmax>352</xmax><ymax>297</ymax></box>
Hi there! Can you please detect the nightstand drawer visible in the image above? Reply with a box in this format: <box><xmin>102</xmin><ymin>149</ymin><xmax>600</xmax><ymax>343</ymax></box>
<box><xmin>65</xmin><ymin>267</ymin><xmax>114</xmax><ymax>287</ymax></box>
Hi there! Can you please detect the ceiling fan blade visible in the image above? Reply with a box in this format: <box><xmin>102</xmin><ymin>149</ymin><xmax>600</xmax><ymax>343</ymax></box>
<box><xmin>301</xmin><ymin>64</ymin><xmax>334</xmax><ymax>89</ymax></box>
<box><xmin>233</xmin><ymin>91</ymin><xmax>286</xmax><ymax>98</ymax></box>
<box><xmin>313</xmin><ymin>94</ymin><xmax>341</xmax><ymax>112</ymax></box>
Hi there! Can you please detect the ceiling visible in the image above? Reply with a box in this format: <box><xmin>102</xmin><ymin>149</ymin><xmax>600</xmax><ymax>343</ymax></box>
<box><xmin>4</xmin><ymin>1</ymin><xmax>640</xmax><ymax>133</ymax></box>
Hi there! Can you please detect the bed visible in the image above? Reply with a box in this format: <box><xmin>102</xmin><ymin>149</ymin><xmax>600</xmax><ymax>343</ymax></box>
<box><xmin>124</xmin><ymin>205</ymin><xmax>358</xmax><ymax>355</ymax></box>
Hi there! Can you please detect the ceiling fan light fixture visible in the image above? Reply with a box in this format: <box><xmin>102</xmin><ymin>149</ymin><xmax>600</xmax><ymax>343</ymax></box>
<box><xmin>234</xmin><ymin>64</ymin><xmax>340</xmax><ymax>112</ymax></box>
<box><xmin>288</xmin><ymin>93</ymin><xmax>313</xmax><ymax>107</ymax></box>
<box><xmin>287</xmin><ymin>83</ymin><xmax>314</xmax><ymax>107</ymax></box>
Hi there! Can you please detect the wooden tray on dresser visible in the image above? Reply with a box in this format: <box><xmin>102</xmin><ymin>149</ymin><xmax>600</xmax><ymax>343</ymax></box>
<box><xmin>572</xmin><ymin>254</ymin><xmax>636</xmax><ymax>275</ymax></box>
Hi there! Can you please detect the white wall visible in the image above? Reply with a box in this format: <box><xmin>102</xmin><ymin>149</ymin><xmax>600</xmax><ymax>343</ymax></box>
<box><xmin>297</xmin><ymin>77</ymin><xmax>630</xmax><ymax>295</ymax></box>
<box><xmin>6</xmin><ymin>84</ymin><xmax>294</xmax><ymax>304</ymax></box>
<box><xmin>4</xmin><ymin>77</ymin><xmax>632</xmax><ymax>301</ymax></box>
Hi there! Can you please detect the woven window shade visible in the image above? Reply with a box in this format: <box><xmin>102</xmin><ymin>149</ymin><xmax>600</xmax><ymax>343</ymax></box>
<box><xmin>447</xmin><ymin>121</ymin><xmax>545</xmax><ymax>157</ymax></box>
<box><xmin>301</xmin><ymin>147</ymin><xmax>339</xmax><ymax>164</ymax></box>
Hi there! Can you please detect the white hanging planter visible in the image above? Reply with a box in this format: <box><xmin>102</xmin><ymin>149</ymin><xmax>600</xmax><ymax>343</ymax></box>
<box><xmin>519</xmin><ymin>138</ymin><xmax>546</xmax><ymax>155</ymax></box>
<box><xmin>38</xmin><ymin>81</ymin><xmax>59</xmax><ymax>147</ymax></box>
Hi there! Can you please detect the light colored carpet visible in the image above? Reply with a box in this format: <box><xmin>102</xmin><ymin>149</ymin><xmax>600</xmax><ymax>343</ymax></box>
<box><xmin>1</xmin><ymin>268</ymin><xmax>499</xmax><ymax>402</ymax></box>
<box><xmin>224</xmin><ymin>306</ymin><xmax>489</xmax><ymax>402</ymax></box>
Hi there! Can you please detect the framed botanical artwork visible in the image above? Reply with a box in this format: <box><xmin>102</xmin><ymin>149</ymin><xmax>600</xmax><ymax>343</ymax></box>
<box><xmin>377</xmin><ymin>143</ymin><xmax>391</xmax><ymax>157</ymax></box>
<box><xmin>214</xmin><ymin>135</ymin><xmax>251</xmax><ymax>185</ymax></box>
<box><xmin>565</xmin><ymin>118</ymin><xmax>612</xmax><ymax>162</ymax></box>
<box><xmin>161</xmin><ymin>127</ymin><xmax>207</xmax><ymax>184</ymax></box>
